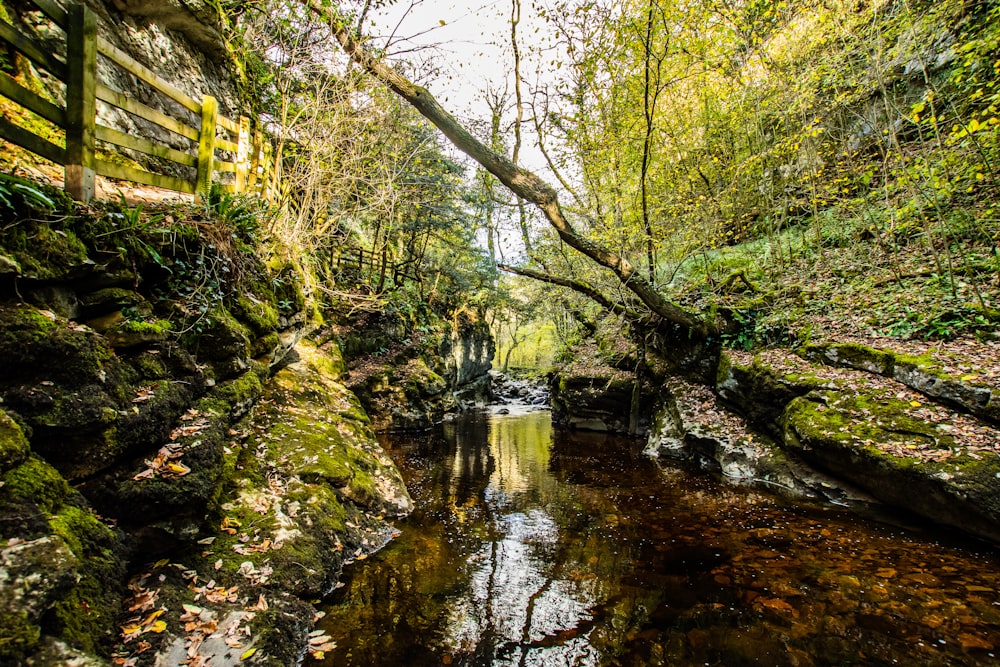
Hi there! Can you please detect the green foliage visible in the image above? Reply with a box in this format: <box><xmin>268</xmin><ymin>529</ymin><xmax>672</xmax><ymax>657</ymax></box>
<box><xmin>0</xmin><ymin>174</ymin><xmax>57</xmax><ymax>216</ymax></box>
<box><xmin>203</xmin><ymin>185</ymin><xmax>273</xmax><ymax>245</ymax></box>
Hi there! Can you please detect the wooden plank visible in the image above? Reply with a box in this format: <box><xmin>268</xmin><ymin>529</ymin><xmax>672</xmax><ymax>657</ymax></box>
<box><xmin>195</xmin><ymin>94</ymin><xmax>217</xmax><ymax>201</ymax></box>
<box><xmin>216</xmin><ymin>138</ymin><xmax>238</xmax><ymax>153</ymax></box>
<box><xmin>65</xmin><ymin>4</ymin><xmax>96</xmax><ymax>202</ymax></box>
<box><xmin>246</xmin><ymin>131</ymin><xmax>262</xmax><ymax>188</ymax></box>
<box><xmin>96</xmin><ymin>84</ymin><xmax>199</xmax><ymax>142</ymax></box>
<box><xmin>214</xmin><ymin>159</ymin><xmax>236</xmax><ymax>173</ymax></box>
<box><xmin>30</xmin><ymin>0</ymin><xmax>68</xmax><ymax>28</ymax></box>
<box><xmin>234</xmin><ymin>116</ymin><xmax>250</xmax><ymax>193</ymax></box>
<box><xmin>217</xmin><ymin>114</ymin><xmax>238</xmax><ymax>134</ymax></box>
<box><xmin>0</xmin><ymin>116</ymin><xmax>64</xmax><ymax>164</ymax></box>
<box><xmin>96</xmin><ymin>36</ymin><xmax>201</xmax><ymax>113</ymax></box>
<box><xmin>0</xmin><ymin>18</ymin><xmax>67</xmax><ymax>79</ymax></box>
<box><xmin>95</xmin><ymin>124</ymin><xmax>196</xmax><ymax>167</ymax></box>
<box><xmin>96</xmin><ymin>159</ymin><xmax>195</xmax><ymax>194</ymax></box>
<box><xmin>0</xmin><ymin>70</ymin><xmax>65</xmax><ymax>127</ymax></box>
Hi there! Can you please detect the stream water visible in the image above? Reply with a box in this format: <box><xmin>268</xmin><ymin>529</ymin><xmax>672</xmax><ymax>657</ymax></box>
<box><xmin>318</xmin><ymin>410</ymin><xmax>1000</xmax><ymax>666</ymax></box>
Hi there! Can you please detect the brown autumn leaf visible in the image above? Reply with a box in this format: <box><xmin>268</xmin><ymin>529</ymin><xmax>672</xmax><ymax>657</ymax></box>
<box><xmin>958</xmin><ymin>633</ymin><xmax>994</xmax><ymax>650</ymax></box>
<box><xmin>758</xmin><ymin>597</ymin><xmax>795</xmax><ymax>612</ymax></box>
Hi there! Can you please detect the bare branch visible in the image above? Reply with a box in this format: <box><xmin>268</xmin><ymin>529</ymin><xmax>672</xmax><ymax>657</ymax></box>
<box><xmin>303</xmin><ymin>0</ymin><xmax>716</xmax><ymax>337</ymax></box>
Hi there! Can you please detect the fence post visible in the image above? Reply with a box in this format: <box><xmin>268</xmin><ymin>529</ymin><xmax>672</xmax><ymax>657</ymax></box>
<box><xmin>65</xmin><ymin>4</ymin><xmax>97</xmax><ymax>203</ymax></box>
<box><xmin>195</xmin><ymin>94</ymin><xmax>218</xmax><ymax>203</ymax></box>
<box><xmin>234</xmin><ymin>115</ymin><xmax>250</xmax><ymax>193</ymax></box>
<box><xmin>260</xmin><ymin>139</ymin><xmax>272</xmax><ymax>201</ymax></box>
<box><xmin>247</xmin><ymin>130</ymin><xmax>262</xmax><ymax>190</ymax></box>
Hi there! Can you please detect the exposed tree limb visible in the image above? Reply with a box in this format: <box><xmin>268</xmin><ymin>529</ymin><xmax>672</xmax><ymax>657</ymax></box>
<box><xmin>305</xmin><ymin>1</ymin><xmax>716</xmax><ymax>337</ymax></box>
<box><xmin>498</xmin><ymin>263</ymin><xmax>635</xmax><ymax>320</ymax></box>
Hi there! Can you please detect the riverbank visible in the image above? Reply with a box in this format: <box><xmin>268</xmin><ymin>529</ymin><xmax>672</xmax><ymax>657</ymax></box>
<box><xmin>0</xmin><ymin>187</ymin><xmax>493</xmax><ymax>666</ymax></box>
<box><xmin>550</xmin><ymin>323</ymin><xmax>1000</xmax><ymax>544</ymax></box>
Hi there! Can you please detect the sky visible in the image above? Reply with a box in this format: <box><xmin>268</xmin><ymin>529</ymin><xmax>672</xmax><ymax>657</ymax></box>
<box><xmin>367</xmin><ymin>0</ymin><xmax>515</xmax><ymax>113</ymax></box>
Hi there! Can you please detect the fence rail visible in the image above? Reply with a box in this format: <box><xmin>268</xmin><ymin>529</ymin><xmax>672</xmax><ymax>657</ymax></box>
<box><xmin>332</xmin><ymin>246</ymin><xmax>422</xmax><ymax>288</ymax></box>
<box><xmin>0</xmin><ymin>0</ymin><xmax>279</xmax><ymax>203</ymax></box>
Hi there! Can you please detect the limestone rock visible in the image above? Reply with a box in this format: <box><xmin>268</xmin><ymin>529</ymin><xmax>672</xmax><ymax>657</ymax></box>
<box><xmin>782</xmin><ymin>388</ymin><xmax>1000</xmax><ymax>543</ymax></box>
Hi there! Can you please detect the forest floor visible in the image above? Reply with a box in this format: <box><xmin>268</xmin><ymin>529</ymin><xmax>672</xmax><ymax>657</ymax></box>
<box><xmin>676</xmin><ymin>206</ymin><xmax>1000</xmax><ymax>379</ymax></box>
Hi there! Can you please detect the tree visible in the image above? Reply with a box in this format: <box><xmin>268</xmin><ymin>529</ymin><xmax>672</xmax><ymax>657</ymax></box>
<box><xmin>301</xmin><ymin>0</ymin><xmax>718</xmax><ymax>338</ymax></box>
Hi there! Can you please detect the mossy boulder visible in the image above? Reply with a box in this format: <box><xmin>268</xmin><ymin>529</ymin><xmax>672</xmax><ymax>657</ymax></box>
<box><xmin>181</xmin><ymin>306</ymin><xmax>251</xmax><ymax>363</ymax></box>
<box><xmin>801</xmin><ymin>342</ymin><xmax>894</xmax><ymax>375</ymax></box>
<box><xmin>781</xmin><ymin>388</ymin><xmax>1000</xmax><ymax>542</ymax></box>
<box><xmin>0</xmin><ymin>536</ymin><xmax>78</xmax><ymax>663</ymax></box>
<box><xmin>0</xmin><ymin>221</ymin><xmax>91</xmax><ymax>281</ymax></box>
<box><xmin>231</xmin><ymin>294</ymin><xmax>280</xmax><ymax>335</ymax></box>
<box><xmin>802</xmin><ymin>342</ymin><xmax>1000</xmax><ymax>426</ymax></box>
<box><xmin>77</xmin><ymin>288</ymin><xmax>148</xmax><ymax>319</ymax></box>
<box><xmin>0</xmin><ymin>409</ymin><xmax>30</xmax><ymax>472</ymax></box>
<box><xmin>111</xmin><ymin>400</ymin><xmax>231</xmax><ymax>524</ymax></box>
<box><xmin>0</xmin><ymin>304</ymin><xmax>120</xmax><ymax>387</ymax></box>
<box><xmin>550</xmin><ymin>370</ymin><xmax>640</xmax><ymax>433</ymax></box>
<box><xmin>0</xmin><ymin>456</ymin><xmax>126</xmax><ymax>664</ymax></box>
<box><xmin>104</xmin><ymin>318</ymin><xmax>172</xmax><ymax>349</ymax></box>
<box><xmin>716</xmin><ymin>351</ymin><xmax>832</xmax><ymax>437</ymax></box>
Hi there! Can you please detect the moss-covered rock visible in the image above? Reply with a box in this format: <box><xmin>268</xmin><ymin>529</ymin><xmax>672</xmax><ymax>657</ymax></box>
<box><xmin>104</xmin><ymin>318</ymin><xmax>172</xmax><ymax>349</ymax></box>
<box><xmin>0</xmin><ymin>221</ymin><xmax>91</xmax><ymax>281</ymax></box>
<box><xmin>802</xmin><ymin>342</ymin><xmax>1000</xmax><ymax>426</ymax></box>
<box><xmin>0</xmin><ymin>536</ymin><xmax>77</xmax><ymax>664</ymax></box>
<box><xmin>0</xmin><ymin>409</ymin><xmax>30</xmax><ymax>473</ymax></box>
<box><xmin>715</xmin><ymin>350</ymin><xmax>831</xmax><ymax>438</ymax></box>
<box><xmin>781</xmin><ymin>388</ymin><xmax>1000</xmax><ymax>542</ymax></box>
<box><xmin>181</xmin><ymin>306</ymin><xmax>252</xmax><ymax>363</ymax></box>
<box><xmin>77</xmin><ymin>288</ymin><xmax>148</xmax><ymax>319</ymax></box>
<box><xmin>0</xmin><ymin>454</ymin><xmax>126</xmax><ymax>664</ymax></box>
<box><xmin>231</xmin><ymin>294</ymin><xmax>280</xmax><ymax>335</ymax></box>
<box><xmin>0</xmin><ymin>304</ymin><xmax>120</xmax><ymax>387</ymax></box>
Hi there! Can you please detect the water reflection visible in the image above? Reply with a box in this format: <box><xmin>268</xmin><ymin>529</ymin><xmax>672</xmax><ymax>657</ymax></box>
<box><xmin>320</xmin><ymin>412</ymin><xmax>1000</xmax><ymax>666</ymax></box>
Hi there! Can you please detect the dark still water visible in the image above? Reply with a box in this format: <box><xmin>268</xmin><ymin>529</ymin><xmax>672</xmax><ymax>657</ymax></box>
<box><xmin>319</xmin><ymin>411</ymin><xmax>1000</xmax><ymax>666</ymax></box>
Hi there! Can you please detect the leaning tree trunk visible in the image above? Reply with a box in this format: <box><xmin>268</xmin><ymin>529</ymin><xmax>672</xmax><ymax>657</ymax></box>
<box><xmin>304</xmin><ymin>1</ymin><xmax>717</xmax><ymax>338</ymax></box>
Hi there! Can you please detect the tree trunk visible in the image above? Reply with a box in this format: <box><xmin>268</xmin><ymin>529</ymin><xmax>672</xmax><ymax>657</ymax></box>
<box><xmin>304</xmin><ymin>1</ymin><xmax>716</xmax><ymax>338</ymax></box>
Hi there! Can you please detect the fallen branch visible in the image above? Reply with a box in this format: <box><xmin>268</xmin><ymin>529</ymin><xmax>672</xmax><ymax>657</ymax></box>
<box><xmin>303</xmin><ymin>1</ymin><xmax>717</xmax><ymax>338</ymax></box>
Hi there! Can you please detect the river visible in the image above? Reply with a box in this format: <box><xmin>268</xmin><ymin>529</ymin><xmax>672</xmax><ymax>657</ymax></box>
<box><xmin>318</xmin><ymin>410</ymin><xmax>1000</xmax><ymax>666</ymax></box>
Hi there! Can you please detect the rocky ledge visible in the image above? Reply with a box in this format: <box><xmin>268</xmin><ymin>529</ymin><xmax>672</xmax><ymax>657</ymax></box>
<box><xmin>0</xmin><ymin>196</ymin><xmax>415</xmax><ymax>665</ymax></box>
<box><xmin>552</xmin><ymin>339</ymin><xmax>1000</xmax><ymax>544</ymax></box>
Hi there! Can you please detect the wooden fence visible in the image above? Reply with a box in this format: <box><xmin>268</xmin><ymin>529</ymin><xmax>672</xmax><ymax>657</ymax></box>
<box><xmin>0</xmin><ymin>0</ymin><xmax>279</xmax><ymax>203</ymax></box>
<box><xmin>332</xmin><ymin>246</ymin><xmax>421</xmax><ymax>288</ymax></box>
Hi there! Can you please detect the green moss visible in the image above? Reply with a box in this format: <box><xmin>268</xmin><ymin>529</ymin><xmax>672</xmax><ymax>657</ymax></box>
<box><xmin>213</xmin><ymin>371</ymin><xmax>264</xmax><ymax>416</ymax></box>
<box><xmin>715</xmin><ymin>351</ymin><xmax>734</xmax><ymax>388</ymax></box>
<box><xmin>805</xmin><ymin>342</ymin><xmax>901</xmax><ymax>376</ymax></box>
<box><xmin>118</xmin><ymin>318</ymin><xmax>172</xmax><ymax>335</ymax></box>
<box><xmin>233</xmin><ymin>295</ymin><xmax>280</xmax><ymax>335</ymax></box>
<box><xmin>0</xmin><ymin>304</ymin><xmax>117</xmax><ymax>385</ymax></box>
<box><xmin>2</xmin><ymin>456</ymin><xmax>71</xmax><ymax>514</ymax></box>
<box><xmin>782</xmin><ymin>389</ymin><xmax>953</xmax><ymax>467</ymax></box>
<box><xmin>0</xmin><ymin>610</ymin><xmax>41</xmax><ymax>663</ymax></box>
<box><xmin>893</xmin><ymin>352</ymin><xmax>948</xmax><ymax>379</ymax></box>
<box><xmin>182</xmin><ymin>307</ymin><xmax>251</xmax><ymax>361</ymax></box>
<box><xmin>0</xmin><ymin>409</ymin><xmax>29</xmax><ymax>472</ymax></box>
<box><xmin>47</xmin><ymin>505</ymin><xmax>124</xmax><ymax>655</ymax></box>
<box><xmin>306</xmin><ymin>341</ymin><xmax>345</xmax><ymax>378</ymax></box>
<box><xmin>251</xmin><ymin>331</ymin><xmax>282</xmax><ymax>358</ymax></box>
<box><xmin>130</xmin><ymin>352</ymin><xmax>168</xmax><ymax>379</ymax></box>
<box><xmin>0</xmin><ymin>223</ymin><xmax>89</xmax><ymax>280</ymax></box>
